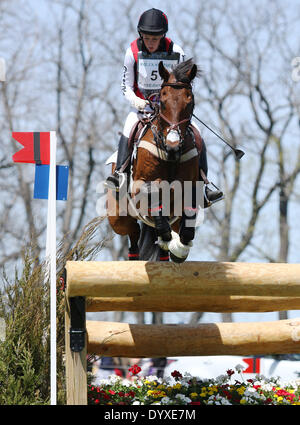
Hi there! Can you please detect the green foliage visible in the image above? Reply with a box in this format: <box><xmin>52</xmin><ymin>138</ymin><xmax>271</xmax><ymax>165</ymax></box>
<box><xmin>0</xmin><ymin>253</ymin><xmax>51</xmax><ymax>404</ymax></box>
<box><xmin>0</xmin><ymin>216</ymin><xmax>109</xmax><ymax>405</ymax></box>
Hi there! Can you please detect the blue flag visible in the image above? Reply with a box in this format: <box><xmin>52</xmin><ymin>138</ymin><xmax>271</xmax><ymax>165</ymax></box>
<box><xmin>34</xmin><ymin>164</ymin><xmax>69</xmax><ymax>200</ymax></box>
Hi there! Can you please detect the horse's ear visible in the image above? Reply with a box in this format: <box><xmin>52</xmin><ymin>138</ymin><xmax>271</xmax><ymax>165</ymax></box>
<box><xmin>187</xmin><ymin>64</ymin><xmax>198</xmax><ymax>82</ymax></box>
<box><xmin>158</xmin><ymin>61</ymin><xmax>170</xmax><ymax>81</ymax></box>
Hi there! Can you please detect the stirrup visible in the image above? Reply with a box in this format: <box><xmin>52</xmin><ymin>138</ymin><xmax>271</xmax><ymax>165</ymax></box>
<box><xmin>104</xmin><ymin>171</ymin><xmax>127</xmax><ymax>192</ymax></box>
<box><xmin>203</xmin><ymin>182</ymin><xmax>224</xmax><ymax>208</ymax></box>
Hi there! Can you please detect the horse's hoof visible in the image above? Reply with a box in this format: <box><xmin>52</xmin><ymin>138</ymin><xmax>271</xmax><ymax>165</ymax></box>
<box><xmin>169</xmin><ymin>251</ymin><xmax>188</xmax><ymax>263</ymax></box>
<box><xmin>168</xmin><ymin>234</ymin><xmax>191</xmax><ymax>263</ymax></box>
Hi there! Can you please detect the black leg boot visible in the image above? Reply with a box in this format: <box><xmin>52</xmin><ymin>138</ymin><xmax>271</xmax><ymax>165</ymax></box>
<box><xmin>105</xmin><ymin>134</ymin><xmax>130</xmax><ymax>190</ymax></box>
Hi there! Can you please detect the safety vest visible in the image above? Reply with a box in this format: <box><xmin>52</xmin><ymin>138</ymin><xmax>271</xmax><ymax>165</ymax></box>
<box><xmin>130</xmin><ymin>37</ymin><xmax>180</xmax><ymax>99</ymax></box>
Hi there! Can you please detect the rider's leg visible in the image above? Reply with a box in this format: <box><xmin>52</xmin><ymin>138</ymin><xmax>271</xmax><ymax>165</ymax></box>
<box><xmin>199</xmin><ymin>141</ymin><xmax>223</xmax><ymax>205</ymax></box>
<box><xmin>191</xmin><ymin>120</ymin><xmax>224</xmax><ymax>206</ymax></box>
<box><xmin>106</xmin><ymin>110</ymin><xmax>139</xmax><ymax>189</ymax></box>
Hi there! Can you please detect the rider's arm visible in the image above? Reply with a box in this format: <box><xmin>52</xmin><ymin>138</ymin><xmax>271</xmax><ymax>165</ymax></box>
<box><xmin>121</xmin><ymin>47</ymin><xmax>136</xmax><ymax>105</ymax></box>
<box><xmin>121</xmin><ymin>48</ymin><xmax>148</xmax><ymax>110</ymax></box>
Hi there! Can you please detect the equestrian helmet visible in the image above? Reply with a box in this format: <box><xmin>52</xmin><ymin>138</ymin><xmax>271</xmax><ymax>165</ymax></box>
<box><xmin>137</xmin><ymin>8</ymin><xmax>168</xmax><ymax>35</ymax></box>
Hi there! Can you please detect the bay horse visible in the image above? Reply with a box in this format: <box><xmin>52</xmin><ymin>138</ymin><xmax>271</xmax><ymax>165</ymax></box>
<box><xmin>106</xmin><ymin>59</ymin><xmax>202</xmax><ymax>262</ymax></box>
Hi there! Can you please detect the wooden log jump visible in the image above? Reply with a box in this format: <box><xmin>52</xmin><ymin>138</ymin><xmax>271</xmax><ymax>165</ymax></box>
<box><xmin>66</xmin><ymin>261</ymin><xmax>300</xmax><ymax>297</ymax></box>
<box><xmin>87</xmin><ymin>295</ymin><xmax>300</xmax><ymax>312</ymax></box>
<box><xmin>87</xmin><ymin>318</ymin><xmax>300</xmax><ymax>357</ymax></box>
<box><xmin>64</xmin><ymin>260</ymin><xmax>300</xmax><ymax>405</ymax></box>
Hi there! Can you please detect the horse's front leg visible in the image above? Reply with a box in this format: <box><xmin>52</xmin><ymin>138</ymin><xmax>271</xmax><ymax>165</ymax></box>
<box><xmin>167</xmin><ymin>209</ymin><xmax>196</xmax><ymax>263</ymax></box>
<box><xmin>140</xmin><ymin>181</ymin><xmax>172</xmax><ymax>248</ymax></box>
<box><xmin>168</xmin><ymin>186</ymin><xmax>197</xmax><ymax>263</ymax></box>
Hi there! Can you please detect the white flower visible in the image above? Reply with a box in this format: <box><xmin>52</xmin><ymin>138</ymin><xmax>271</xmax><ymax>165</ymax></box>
<box><xmin>96</xmin><ymin>378</ymin><xmax>110</xmax><ymax>385</ymax></box>
<box><xmin>215</xmin><ymin>374</ymin><xmax>228</xmax><ymax>384</ymax></box>
<box><xmin>245</xmin><ymin>387</ymin><xmax>257</xmax><ymax>393</ymax></box>
<box><xmin>261</xmin><ymin>383</ymin><xmax>273</xmax><ymax>392</ymax></box>
<box><xmin>146</xmin><ymin>375</ymin><xmax>160</xmax><ymax>382</ymax></box>
<box><xmin>181</xmin><ymin>381</ymin><xmax>189</xmax><ymax>388</ymax></box>
<box><xmin>175</xmin><ymin>393</ymin><xmax>192</xmax><ymax>403</ymax></box>
<box><xmin>183</xmin><ymin>372</ymin><xmax>193</xmax><ymax>379</ymax></box>
<box><xmin>235</xmin><ymin>364</ymin><xmax>245</xmax><ymax>373</ymax></box>
<box><xmin>132</xmin><ymin>401</ymin><xmax>141</xmax><ymax>405</ymax></box>
<box><xmin>161</xmin><ymin>396</ymin><xmax>171</xmax><ymax>404</ymax></box>
<box><xmin>220</xmin><ymin>398</ymin><xmax>232</xmax><ymax>405</ymax></box>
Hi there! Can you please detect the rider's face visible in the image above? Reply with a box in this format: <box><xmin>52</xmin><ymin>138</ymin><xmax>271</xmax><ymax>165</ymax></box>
<box><xmin>141</xmin><ymin>33</ymin><xmax>164</xmax><ymax>53</ymax></box>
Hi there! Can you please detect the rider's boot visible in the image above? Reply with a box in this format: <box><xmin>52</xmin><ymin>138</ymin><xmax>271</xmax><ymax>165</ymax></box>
<box><xmin>105</xmin><ymin>135</ymin><xmax>130</xmax><ymax>191</ymax></box>
<box><xmin>204</xmin><ymin>183</ymin><xmax>224</xmax><ymax>207</ymax></box>
<box><xmin>199</xmin><ymin>141</ymin><xmax>224</xmax><ymax>207</ymax></box>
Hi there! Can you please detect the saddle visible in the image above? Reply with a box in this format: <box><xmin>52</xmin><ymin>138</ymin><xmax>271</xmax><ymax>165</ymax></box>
<box><xmin>120</xmin><ymin>116</ymin><xmax>204</xmax><ymax>170</ymax></box>
<box><xmin>117</xmin><ymin>115</ymin><xmax>210</xmax><ymax>186</ymax></box>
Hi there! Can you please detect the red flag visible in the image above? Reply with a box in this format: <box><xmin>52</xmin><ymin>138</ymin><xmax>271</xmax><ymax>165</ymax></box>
<box><xmin>12</xmin><ymin>132</ymin><xmax>50</xmax><ymax>164</ymax></box>
<box><xmin>242</xmin><ymin>357</ymin><xmax>261</xmax><ymax>374</ymax></box>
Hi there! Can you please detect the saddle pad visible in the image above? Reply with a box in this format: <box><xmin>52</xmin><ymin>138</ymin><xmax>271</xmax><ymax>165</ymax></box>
<box><xmin>138</xmin><ymin>140</ymin><xmax>198</xmax><ymax>163</ymax></box>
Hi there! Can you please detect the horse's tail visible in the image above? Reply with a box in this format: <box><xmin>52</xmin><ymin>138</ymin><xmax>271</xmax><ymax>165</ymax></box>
<box><xmin>138</xmin><ymin>223</ymin><xmax>160</xmax><ymax>261</ymax></box>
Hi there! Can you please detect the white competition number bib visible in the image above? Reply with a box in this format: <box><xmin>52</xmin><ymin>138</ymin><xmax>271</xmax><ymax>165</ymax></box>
<box><xmin>137</xmin><ymin>52</ymin><xmax>180</xmax><ymax>96</ymax></box>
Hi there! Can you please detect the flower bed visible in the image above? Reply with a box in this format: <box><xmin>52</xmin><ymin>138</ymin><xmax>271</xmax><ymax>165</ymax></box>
<box><xmin>88</xmin><ymin>364</ymin><xmax>300</xmax><ymax>405</ymax></box>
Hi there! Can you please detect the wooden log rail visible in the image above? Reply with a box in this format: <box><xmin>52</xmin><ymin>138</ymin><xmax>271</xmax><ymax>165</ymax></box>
<box><xmin>87</xmin><ymin>318</ymin><xmax>300</xmax><ymax>357</ymax></box>
<box><xmin>86</xmin><ymin>295</ymin><xmax>300</xmax><ymax>313</ymax></box>
<box><xmin>66</xmin><ymin>261</ymin><xmax>300</xmax><ymax>298</ymax></box>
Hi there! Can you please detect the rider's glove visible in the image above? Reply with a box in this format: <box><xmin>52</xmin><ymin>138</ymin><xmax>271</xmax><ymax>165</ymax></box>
<box><xmin>131</xmin><ymin>96</ymin><xmax>149</xmax><ymax>111</ymax></box>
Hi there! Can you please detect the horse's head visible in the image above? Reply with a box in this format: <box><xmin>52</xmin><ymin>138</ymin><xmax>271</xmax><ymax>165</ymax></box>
<box><xmin>158</xmin><ymin>58</ymin><xmax>199</xmax><ymax>160</ymax></box>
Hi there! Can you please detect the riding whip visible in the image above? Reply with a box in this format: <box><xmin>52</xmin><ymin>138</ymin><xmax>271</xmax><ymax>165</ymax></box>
<box><xmin>192</xmin><ymin>114</ymin><xmax>245</xmax><ymax>160</ymax></box>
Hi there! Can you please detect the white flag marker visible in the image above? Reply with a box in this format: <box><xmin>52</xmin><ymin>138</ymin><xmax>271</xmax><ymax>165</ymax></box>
<box><xmin>46</xmin><ymin>131</ymin><xmax>57</xmax><ymax>405</ymax></box>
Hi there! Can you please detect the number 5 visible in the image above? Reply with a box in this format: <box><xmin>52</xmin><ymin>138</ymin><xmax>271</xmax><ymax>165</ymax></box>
<box><xmin>151</xmin><ymin>70</ymin><xmax>158</xmax><ymax>81</ymax></box>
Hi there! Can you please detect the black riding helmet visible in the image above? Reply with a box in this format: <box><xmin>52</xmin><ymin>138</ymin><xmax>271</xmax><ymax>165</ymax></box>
<box><xmin>137</xmin><ymin>8</ymin><xmax>168</xmax><ymax>35</ymax></box>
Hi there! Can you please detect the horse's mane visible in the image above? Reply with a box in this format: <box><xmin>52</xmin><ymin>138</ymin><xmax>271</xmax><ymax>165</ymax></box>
<box><xmin>172</xmin><ymin>58</ymin><xmax>202</xmax><ymax>83</ymax></box>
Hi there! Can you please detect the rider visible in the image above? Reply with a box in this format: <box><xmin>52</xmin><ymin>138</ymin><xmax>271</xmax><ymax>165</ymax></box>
<box><xmin>106</xmin><ymin>8</ymin><xmax>223</xmax><ymax>206</ymax></box>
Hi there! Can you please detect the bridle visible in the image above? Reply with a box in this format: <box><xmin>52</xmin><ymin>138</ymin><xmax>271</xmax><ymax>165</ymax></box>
<box><xmin>157</xmin><ymin>81</ymin><xmax>194</xmax><ymax>141</ymax></box>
